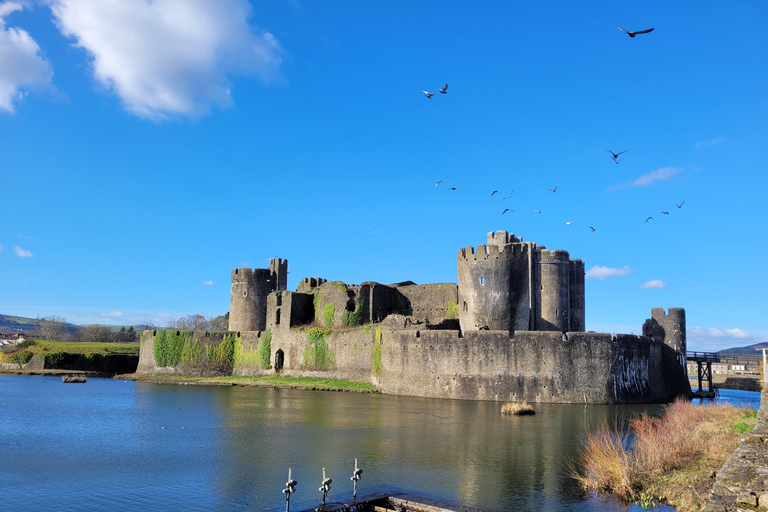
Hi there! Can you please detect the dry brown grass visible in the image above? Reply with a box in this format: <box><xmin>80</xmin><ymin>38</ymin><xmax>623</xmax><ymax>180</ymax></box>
<box><xmin>501</xmin><ymin>401</ymin><xmax>535</xmax><ymax>415</ymax></box>
<box><xmin>570</xmin><ymin>398</ymin><xmax>755</xmax><ymax>511</ymax></box>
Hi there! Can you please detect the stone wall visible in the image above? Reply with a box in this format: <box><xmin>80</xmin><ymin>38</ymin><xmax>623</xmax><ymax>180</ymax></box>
<box><xmin>139</xmin><ymin>324</ymin><xmax>678</xmax><ymax>404</ymax></box>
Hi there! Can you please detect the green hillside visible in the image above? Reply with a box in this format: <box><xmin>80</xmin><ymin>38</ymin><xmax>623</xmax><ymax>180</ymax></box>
<box><xmin>0</xmin><ymin>314</ymin><xmax>148</xmax><ymax>333</ymax></box>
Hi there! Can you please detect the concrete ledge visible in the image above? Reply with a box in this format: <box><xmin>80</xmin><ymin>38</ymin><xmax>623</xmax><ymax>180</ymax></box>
<box><xmin>703</xmin><ymin>386</ymin><xmax>767</xmax><ymax>511</ymax></box>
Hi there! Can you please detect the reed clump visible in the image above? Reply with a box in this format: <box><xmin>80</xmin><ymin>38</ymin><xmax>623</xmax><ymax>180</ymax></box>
<box><xmin>570</xmin><ymin>398</ymin><xmax>756</xmax><ymax>512</ymax></box>
<box><xmin>501</xmin><ymin>401</ymin><xmax>535</xmax><ymax>415</ymax></box>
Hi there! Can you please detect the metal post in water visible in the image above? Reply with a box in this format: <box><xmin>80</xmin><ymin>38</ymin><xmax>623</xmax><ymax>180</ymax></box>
<box><xmin>319</xmin><ymin>467</ymin><xmax>332</xmax><ymax>507</ymax></box>
<box><xmin>350</xmin><ymin>458</ymin><xmax>363</xmax><ymax>500</ymax></box>
<box><xmin>283</xmin><ymin>468</ymin><xmax>297</xmax><ymax>512</ymax></box>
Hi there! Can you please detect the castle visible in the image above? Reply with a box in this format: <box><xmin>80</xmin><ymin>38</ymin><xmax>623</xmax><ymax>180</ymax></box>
<box><xmin>138</xmin><ymin>230</ymin><xmax>690</xmax><ymax>404</ymax></box>
<box><xmin>229</xmin><ymin>230</ymin><xmax>586</xmax><ymax>336</ymax></box>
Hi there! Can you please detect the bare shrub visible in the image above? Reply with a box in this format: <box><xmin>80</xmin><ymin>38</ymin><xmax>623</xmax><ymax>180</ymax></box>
<box><xmin>501</xmin><ymin>402</ymin><xmax>535</xmax><ymax>415</ymax></box>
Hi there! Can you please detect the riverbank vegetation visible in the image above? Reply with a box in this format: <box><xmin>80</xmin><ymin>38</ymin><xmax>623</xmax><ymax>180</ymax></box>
<box><xmin>570</xmin><ymin>399</ymin><xmax>758</xmax><ymax>512</ymax></box>
<box><xmin>0</xmin><ymin>339</ymin><xmax>139</xmax><ymax>365</ymax></box>
<box><xmin>121</xmin><ymin>373</ymin><xmax>379</xmax><ymax>393</ymax></box>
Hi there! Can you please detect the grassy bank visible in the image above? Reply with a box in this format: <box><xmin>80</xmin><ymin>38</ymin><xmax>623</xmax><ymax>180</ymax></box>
<box><xmin>121</xmin><ymin>373</ymin><xmax>379</xmax><ymax>393</ymax></box>
<box><xmin>570</xmin><ymin>399</ymin><xmax>758</xmax><ymax>511</ymax></box>
<box><xmin>4</xmin><ymin>340</ymin><xmax>139</xmax><ymax>355</ymax></box>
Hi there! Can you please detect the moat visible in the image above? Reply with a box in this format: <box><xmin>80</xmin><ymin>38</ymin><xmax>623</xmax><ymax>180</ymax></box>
<box><xmin>0</xmin><ymin>375</ymin><xmax>759</xmax><ymax>511</ymax></box>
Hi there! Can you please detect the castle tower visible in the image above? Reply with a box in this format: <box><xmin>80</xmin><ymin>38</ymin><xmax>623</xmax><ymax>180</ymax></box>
<box><xmin>539</xmin><ymin>249</ymin><xmax>571</xmax><ymax>332</ymax></box>
<box><xmin>643</xmin><ymin>308</ymin><xmax>690</xmax><ymax>399</ymax></box>
<box><xmin>458</xmin><ymin>230</ymin><xmax>533</xmax><ymax>332</ymax></box>
<box><xmin>458</xmin><ymin>230</ymin><xmax>586</xmax><ymax>334</ymax></box>
<box><xmin>228</xmin><ymin>258</ymin><xmax>288</xmax><ymax>332</ymax></box>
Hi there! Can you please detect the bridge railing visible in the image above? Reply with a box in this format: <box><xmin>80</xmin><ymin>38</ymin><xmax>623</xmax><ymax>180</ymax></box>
<box><xmin>687</xmin><ymin>351</ymin><xmax>763</xmax><ymax>365</ymax></box>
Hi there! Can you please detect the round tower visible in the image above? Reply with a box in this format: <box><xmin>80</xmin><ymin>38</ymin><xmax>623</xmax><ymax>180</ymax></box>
<box><xmin>539</xmin><ymin>249</ymin><xmax>571</xmax><ymax>332</ymax></box>
<box><xmin>229</xmin><ymin>268</ymin><xmax>273</xmax><ymax>332</ymax></box>
<box><xmin>458</xmin><ymin>238</ymin><xmax>514</xmax><ymax>332</ymax></box>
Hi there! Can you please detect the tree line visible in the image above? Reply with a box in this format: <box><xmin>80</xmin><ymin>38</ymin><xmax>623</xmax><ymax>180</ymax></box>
<box><xmin>31</xmin><ymin>313</ymin><xmax>229</xmax><ymax>343</ymax></box>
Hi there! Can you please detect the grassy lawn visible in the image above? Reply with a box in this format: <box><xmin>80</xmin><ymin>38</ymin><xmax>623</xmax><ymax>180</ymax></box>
<box><xmin>14</xmin><ymin>340</ymin><xmax>139</xmax><ymax>355</ymax></box>
<box><xmin>122</xmin><ymin>373</ymin><xmax>378</xmax><ymax>393</ymax></box>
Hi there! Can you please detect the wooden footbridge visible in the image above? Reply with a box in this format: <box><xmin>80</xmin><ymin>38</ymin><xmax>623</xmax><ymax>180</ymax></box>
<box><xmin>687</xmin><ymin>351</ymin><xmax>764</xmax><ymax>398</ymax></box>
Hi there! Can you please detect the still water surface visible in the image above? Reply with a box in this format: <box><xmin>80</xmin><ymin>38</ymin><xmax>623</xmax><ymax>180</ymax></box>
<box><xmin>0</xmin><ymin>375</ymin><xmax>758</xmax><ymax>511</ymax></box>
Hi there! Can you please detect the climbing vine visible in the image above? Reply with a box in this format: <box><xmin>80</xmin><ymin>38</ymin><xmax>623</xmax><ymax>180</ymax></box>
<box><xmin>302</xmin><ymin>328</ymin><xmax>335</xmax><ymax>370</ymax></box>
<box><xmin>324</xmin><ymin>303</ymin><xmax>335</xmax><ymax>327</ymax></box>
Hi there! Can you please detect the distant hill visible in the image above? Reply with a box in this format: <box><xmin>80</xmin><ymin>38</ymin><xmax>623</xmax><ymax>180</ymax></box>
<box><xmin>718</xmin><ymin>344</ymin><xmax>768</xmax><ymax>355</ymax></box>
<box><xmin>0</xmin><ymin>314</ymin><xmax>149</xmax><ymax>333</ymax></box>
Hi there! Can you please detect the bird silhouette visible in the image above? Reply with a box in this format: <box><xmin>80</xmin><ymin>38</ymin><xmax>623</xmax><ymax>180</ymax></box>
<box><xmin>449</xmin><ymin>187</ymin><xmax>457</xmax><ymax>190</ymax></box>
<box><xmin>675</xmin><ymin>201</ymin><xmax>685</xmax><ymax>208</ymax></box>
<box><xmin>491</xmin><ymin>190</ymin><xmax>499</xmax><ymax>196</ymax></box>
<box><xmin>614</xmin><ymin>159</ymin><xmax>623</xmax><ymax>164</ymax></box>
<box><xmin>645</xmin><ymin>216</ymin><xmax>654</xmax><ymax>222</ymax></box>
<box><xmin>548</xmin><ymin>185</ymin><xmax>559</xmax><ymax>192</ymax></box>
<box><xmin>422</xmin><ymin>91</ymin><xmax>435</xmax><ymax>99</ymax></box>
<box><xmin>438</xmin><ymin>84</ymin><xmax>448</xmax><ymax>94</ymax></box>
<box><xmin>563</xmin><ymin>219</ymin><xmax>578</xmax><ymax>225</ymax></box>
<box><xmin>533</xmin><ymin>210</ymin><xmax>542</xmax><ymax>214</ymax></box>
<box><xmin>617</xmin><ymin>26</ymin><xmax>654</xmax><ymax>38</ymax></box>
<box><xmin>661</xmin><ymin>211</ymin><xmax>669</xmax><ymax>215</ymax></box>
<box><xmin>605</xmin><ymin>148</ymin><xmax>628</xmax><ymax>159</ymax></box>
<box><xmin>588</xmin><ymin>226</ymin><xmax>596</xmax><ymax>232</ymax></box>
<box><xmin>435</xmin><ymin>180</ymin><xmax>445</xmax><ymax>187</ymax></box>
<box><xmin>503</xmin><ymin>191</ymin><xmax>514</xmax><ymax>199</ymax></box>
<box><xmin>502</xmin><ymin>209</ymin><xmax>513</xmax><ymax>214</ymax></box>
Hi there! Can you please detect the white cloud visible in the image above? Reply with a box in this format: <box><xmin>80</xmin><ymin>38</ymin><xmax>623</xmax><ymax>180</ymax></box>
<box><xmin>695</xmin><ymin>136</ymin><xmax>724</xmax><ymax>149</ymax></box>
<box><xmin>586</xmin><ymin>265</ymin><xmax>633</xmax><ymax>281</ymax></box>
<box><xmin>14</xmin><ymin>245</ymin><xmax>32</xmax><ymax>257</ymax></box>
<box><xmin>640</xmin><ymin>279</ymin><xmax>667</xmax><ymax>289</ymax></box>
<box><xmin>633</xmin><ymin>167</ymin><xmax>683</xmax><ymax>187</ymax></box>
<box><xmin>202</xmin><ymin>280</ymin><xmax>214</xmax><ymax>286</ymax></box>
<box><xmin>17</xmin><ymin>233</ymin><xmax>32</xmax><ymax>239</ymax></box>
<box><xmin>48</xmin><ymin>0</ymin><xmax>283</xmax><ymax>120</ymax></box>
<box><xmin>101</xmin><ymin>310</ymin><xmax>123</xmax><ymax>318</ymax></box>
<box><xmin>608</xmin><ymin>166</ymin><xmax>684</xmax><ymax>191</ymax></box>
<box><xmin>0</xmin><ymin>1</ymin><xmax>54</xmax><ymax>113</ymax></box>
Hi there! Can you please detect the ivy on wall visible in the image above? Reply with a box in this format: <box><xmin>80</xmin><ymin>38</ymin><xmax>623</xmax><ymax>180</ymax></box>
<box><xmin>445</xmin><ymin>300</ymin><xmax>459</xmax><ymax>319</ymax></box>
<box><xmin>302</xmin><ymin>328</ymin><xmax>335</xmax><ymax>370</ymax></box>
<box><xmin>342</xmin><ymin>302</ymin><xmax>366</xmax><ymax>327</ymax></box>
<box><xmin>324</xmin><ymin>303</ymin><xmax>335</xmax><ymax>327</ymax></box>
<box><xmin>372</xmin><ymin>328</ymin><xmax>383</xmax><ymax>375</ymax></box>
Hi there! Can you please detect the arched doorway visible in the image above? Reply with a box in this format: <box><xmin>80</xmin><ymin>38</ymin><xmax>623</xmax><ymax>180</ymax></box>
<box><xmin>274</xmin><ymin>349</ymin><xmax>284</xmax><ymax>371</ymax></box>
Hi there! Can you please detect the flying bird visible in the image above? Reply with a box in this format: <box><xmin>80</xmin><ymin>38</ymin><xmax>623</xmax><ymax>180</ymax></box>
<box><xmin>502</xmin><ymin>209</ymin><xmax>513</xmax><ymax>214</ymax></box>
<box><xmin>438</xmin><ymin>84</ymin><xmax>448</xmax><ymax>94</ymax></box>
<box><xmin>449</xmin><ymin>187</ymin><xmax>457</xmax><ymax>190</ymax></box>
<box><xmin>422</xmin><ymin>91</ymin><xmax>435</xmax><ymax>99</ymax></box>
<box><xmin>435</xmin><ymin>180</ymin><xmax>445</xmax><ymax>187</ymax></box>
<box><xmin>548</xmin><ymin>184</ymin><xmax>559</xmax><ymax>192</ymax></box>
<box><xmin>614</xmin><ymin>159</ymin><xmax>622</xmax><ymax>164</ymax></box>
<box><xmin>617</xmin><ymin>26</ymin><xmax>654</xmax><ymax>38</ymax></box>
<box><xmin>563</xmin><ymin>219</ymin><xmax>578</xmax><ymax>225</ymax></box>
<box><xmin>675</xmin><ymin>201</ymin><xmax>685</xmax><ymax>208</ymax></box>
<box><xmin>588</xmin><ymin>226</ymin><xmax>596</xmax><ymax>232</ymax></box>
<box><xmin>503</xmin><ymin>191</ymin><xmax>514</xmax><ymax>199</ymax></box>
<box><xmin>533</xmin><ymin>210</ymin><xmax>542</xmax><ymax>214</ymax></box>
<box><xmin>645</xmin><ymin>216</ymin><xmax>654</xmax><ymax>222</ymax></box>
<box><xmin>661</xmin><ymin>211</ymin><xmax>669</xmax><ymax>215</ymax></box>
<box><xmin>605</xmin><ymin>148</ymin><xmax>628</xmax><ymax>159</ymax></box>
<box><xmin>491</xmin><ymin>190</ymin><xmax>499</xmax><ymax>196</ymax></box>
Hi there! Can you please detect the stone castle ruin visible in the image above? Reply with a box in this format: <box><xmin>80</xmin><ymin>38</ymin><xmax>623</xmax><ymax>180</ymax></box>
<box><xmin>138</xmin><ymin>230</ymin><xmax>690</xmax><ymax>404</ymax></box>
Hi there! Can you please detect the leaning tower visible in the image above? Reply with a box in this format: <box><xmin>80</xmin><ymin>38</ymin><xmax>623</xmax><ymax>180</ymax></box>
<box><xmin>229</xmin><ymin>258</ymin><xmax>287</xmax><ymax>332</ymax></box>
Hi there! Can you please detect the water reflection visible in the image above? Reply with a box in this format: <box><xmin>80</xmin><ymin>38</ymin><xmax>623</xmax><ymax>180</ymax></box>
<box><xmin>0</xmin><ymin>375</ymin><xmax>756</xmax><ymax>512</ymax></box>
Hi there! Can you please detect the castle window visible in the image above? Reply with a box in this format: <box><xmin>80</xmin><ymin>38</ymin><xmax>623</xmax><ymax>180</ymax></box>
<box><xmin>243</xmin><ymin>290</ymin><xmax>248</xmax><ymax>297</ymax></box>
<box><xmin>480</xmin><ymin>277</ymin><xmax>485</xmax><ymax>285</ymax></box>
<box><xmin>463</xmin><ymin>301</ymin><xmax>468</xmax><ymax>312</ymax></box>
<box><xmin>275</xmin><ymin>309</ymin><xmax>281</xmax><ymax>325</ymax></box>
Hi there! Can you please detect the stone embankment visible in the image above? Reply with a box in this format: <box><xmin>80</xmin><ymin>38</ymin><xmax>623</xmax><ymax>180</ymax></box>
<box><xmin>704</xmin><ymin>385</ymin><xmax>768</xmax><ymax>511</ymax></box>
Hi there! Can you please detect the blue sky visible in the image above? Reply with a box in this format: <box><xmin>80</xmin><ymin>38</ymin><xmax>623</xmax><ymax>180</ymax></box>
<box><xmin>1</xmin><ymin>1</ymin><xmax>766</xmax><ymax>351</ymax></box>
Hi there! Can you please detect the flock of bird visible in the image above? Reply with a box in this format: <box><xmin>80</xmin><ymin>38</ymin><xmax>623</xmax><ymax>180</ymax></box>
<box><xmin>429</xmin><ymin>24</ymin><xmax>685</xmax><ymax>233</ymax></box>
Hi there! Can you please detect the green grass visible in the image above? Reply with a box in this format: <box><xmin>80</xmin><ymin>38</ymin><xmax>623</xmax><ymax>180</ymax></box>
<box><xmin>123</xmin><ymin>373</ymin><xmax>378</xmax><ymax>392</ymax></box>
<box><xmin>14</xmin><ymin>340</ymin><xmax>139</xmax><ymax>355</ymax></box>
